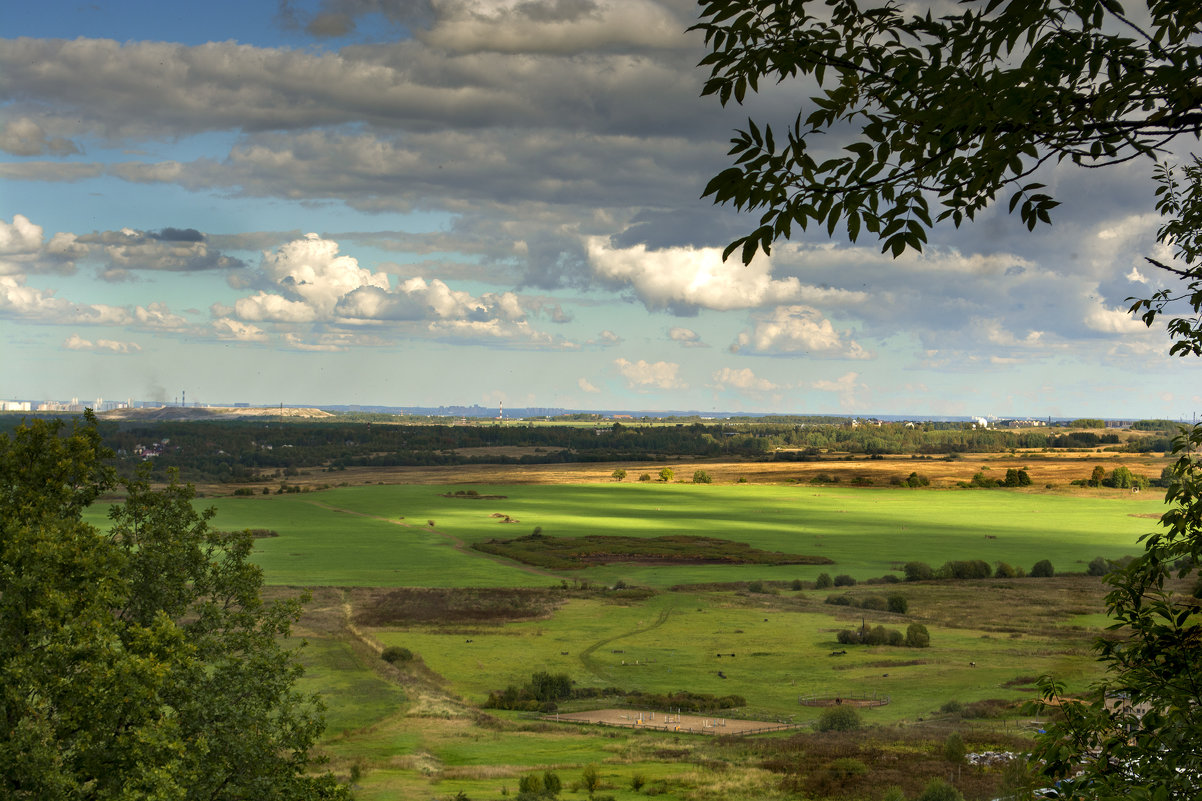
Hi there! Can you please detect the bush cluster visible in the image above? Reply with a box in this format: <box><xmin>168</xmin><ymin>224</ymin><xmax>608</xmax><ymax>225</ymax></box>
<box><xmin>958</xmin><ymin>468</ymin><xmax>1031</xmax><ymax>488</ymax></box>
<box><xmin>816</xmin><ymin>706</ymin><xmax>862</xmax><ymax>732</ymax></box>
<box><xmin>517</xmin><ymin>770</ymin><xmax>562</xmax><ymax>800</ymax></box>
<box><xmin>380</xmin><ymin>646</ymin><xmax>414</xmax><ymax>664</ymax></box>
<box><xmin>890</xmin><ymin>471</ymin><xmax>931</xmax><ymax>487</ymax></box>
<box><xmin>836</xmin><ymin>625</ymin><xmax>905</xmax><ymax>646</ymax></box>
<box><xmin>484</xmin><ymin>673</ymin><xmax>744</xmax><ymax>714</ymax></box>
<box><xmin>904</xmin><ymin>559</ymin><xmax>1056</xmax><ymax>581</ymax></box>
<box><xmin>834</xmin><ymin>622</ymin><xmax>929</xmax><ymax>647</ymax></box>
<box><xmin>1073</xmin><ymin>464</ymin><xmax>1152</xmax><ymax>489</ymax></box>
<box><xmin>824</xmin><ymin>593</ymin><xmax>908</xmax><ymax>613</ymax></box>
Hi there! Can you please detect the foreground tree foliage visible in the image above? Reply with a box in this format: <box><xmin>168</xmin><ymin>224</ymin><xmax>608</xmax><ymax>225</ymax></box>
<box><xmin>0</xmin><ymin>413</ymin><xmax>349</xmax><ymax>800</ymax></box>
<box><xmin>694</xmin><ymin>4</ymin><xmax>1202</xmax><ymax>794</ymax></box>
<box><xmin>693</xmin><ymin>0</ymin><xmax>1202</xmax><ymax>263</ymax></box>
<box><xmin>1033</xmin><ymin>423</ymin><xmax>1202</xmax><ymax>798</ymax></box>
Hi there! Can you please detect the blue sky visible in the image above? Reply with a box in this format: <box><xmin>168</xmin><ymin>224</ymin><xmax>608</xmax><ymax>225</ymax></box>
<box><xmin>1</xmin><ymin>1</ymin><xmax>1199</xmax><ymax>417</ymax></box>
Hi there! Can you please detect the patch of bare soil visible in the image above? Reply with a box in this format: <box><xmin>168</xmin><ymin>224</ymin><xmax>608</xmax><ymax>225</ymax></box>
<box><xmin>547</xmin><ymin>708</ymin><xmax>798</xmax><ymax>736</ymax></box>
<box><xmin>352</xmin><ymin>587</ymin><xmax>566</xmax><ymax>626</ymax></box>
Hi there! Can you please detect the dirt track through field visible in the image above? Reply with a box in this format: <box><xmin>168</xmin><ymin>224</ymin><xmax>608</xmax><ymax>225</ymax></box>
<box><xmin>302</xmin><ymin>500</ymin><xmax>559</xmax><ymax>579</ymax></box>
<box><xmin>546</xmin><ymin>708</ymin><xmax>800</xmax><ymax>736</ymax></box>
<box><xmin>577</xmin><ymin>605</ymin><xmax>676</xmax><ymax>683</ymax></box>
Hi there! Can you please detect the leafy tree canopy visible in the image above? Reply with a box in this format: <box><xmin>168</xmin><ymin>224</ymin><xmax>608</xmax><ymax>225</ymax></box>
<box><xmin>0</xmin><ymin>413</ymin><xmax>349</xmax><ymax>801</ymax></box>
<box><xmin>693</xmin><ymin>0</ymin><xmax>1202</xmax><ymax>263</ymax></box>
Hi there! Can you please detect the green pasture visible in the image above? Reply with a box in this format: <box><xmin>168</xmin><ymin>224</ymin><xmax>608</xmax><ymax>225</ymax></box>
<box><xmin>371</xmin><ymin>591</ymin><xmax>1098</xmax><ymax>724</ymax></box>
<box><xmin>147</xmin><ymin>483</ymin><xmax>1164</xmax><ymax>587</ymax></box>
<box><xmin>289</xmin><ymin>636</ymin><xmax>408</xmax><ymax>737</ymax></box>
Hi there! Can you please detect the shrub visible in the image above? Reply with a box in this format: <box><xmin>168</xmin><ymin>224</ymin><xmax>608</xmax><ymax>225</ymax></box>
<box><xmin>826</xmin><ymin>594</ymin><xmax>856</xmax><ymax>607</ymax></box>
<box><xmin>658</xmin><ymin>467</ymin><xmax>674</xmax><ymax>482</ymax></box>
<box><xmin>746</xmin><ymin>580</ymin><xmax>765</xmax><ymax>593</ymax></box>
<box><xmin>543</xmin><ymin>771</ymin><xmax>562</xmax><ymax>796</ymax></box>
<box><xmin>882</xmin><ymin>787</ymin><xmax>907</xmax><ymax>801</ymax></box>
<box><xmin>381</xmin><ymin>646</ymin><xmax>414</xmax><ymax>664</ymax></box>
<box><xmin>790</xmin><ymin>579</ymin><xmax>803</xmax><ymax>591</ymax></box>
<box><xmin>836</xmin><ymin>629</ymin><xmax>860</xmax><ymax>644</ymax></box>
<box><xmin>518</xmin><ymin>774</ymin><xmax>544</xmax><ymax>795</ymax></box>
<box><xmin>611</xmin><ymin>469</ymin><xmax>626</xmax><ymax>482</ymax></box>
<box><xmin>994</xmin><ymin>561</ymin><xmax>1019</xmax><ymax>578</ymax></box>
<box><xmin>943</xmin><ymin>731</ymin><xmax>966</xmax><ymax>764</ymax></box>
<box><xmin>860</xmin><ymin>595</ymin><xmax>888</xmax><ymax>611</ymax></box>
<box><xmin>903</xmin><ymin>561</ymin><xmax>934</xmax><ymax>581</ymax></box>
<box><xmin>937</xmin><ymin>559</ymin><xmax>992</xmax><ymax>580</ymax></box>
<box><xmin>816</xmin><ymin>706</ymin><xmax>862</xmax><ymax>732</ymax></box>
<box><xmin>905</xmin><ymin>471</ymin><xmax>931</xmax><ymax>487</ymax></box>
<box><xmin>736</xmin><ymin>476</ymin><xmax>748</xmax><ymax>483</ymax></box>
<box><xmin>581</xmin><ymin>764</ymin><xmax>601</xmax><ymax>794</ymax></box>
<box><xmin>940</xmin><ymin>700</ymin><xmax>963</xmax><ymax>715</ymax></box>
<box><xmin>1031</xmin><ymin>559</ymin><xmax>1055</xmax><ymax>578</ymax></box>
<box><xmin>815</xmin><ymin>572</ymin><xmax>834</xmax><ymax>589</ymax></box>
<box><xmin>1087</xmin><ymin>556</ymin><xmax>1109</xmax><ymax>576</ymax></box>
<box><xmin>833</xmin><ymin>574</ymin><xmax>856</xmax><ymax>587</ymax></box>
<box><xmin>906</xmin><ymin>623</ymin><xmax>930</xmax><ymax>648</ymax></box>
<box><xmin>629</xmin><ymin>774</ymin><xmax>645</xmax><ymax>792</ymax></box>
<box><xmin>862</xmin><ymin>625</ymin><xmax>891</xmax><ymax>645</ymax></box>
<box><xmin>691</xmin><ymin>470</ymin><xmax>712</xmax><ymax>484</ymax></box>
<box><xmin>887</xmin><ymin>594</ymin><xmax>908</xmax><ymax>614</ymax></box>
<box><xmin>886</xmin><ymin>628</ymin><xmax>905</xmax><ymax>646</ymax></box>
<box><xmin>916</xmin><ymin>778</ymin><xmax>964</xmax><ymax>801</ymax></box>
<box><xmin>638</xmin><ymin>473</ymin><xmax>651</xmax><ymax>482</ymax></box>
<box><xmin>1003</xmin><ymin>468</ymin><xmax>1032</xmax><ymax>487</ymax></box>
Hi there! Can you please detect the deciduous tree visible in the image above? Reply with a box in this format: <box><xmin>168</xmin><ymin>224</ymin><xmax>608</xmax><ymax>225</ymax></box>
<box><xmin>692</xmin><ymin>0</ymin><xmax>1202</xmax><ymax>263</ymax></box>
<box><xmin>0</xmin><ymin>414</ymin><xmax>349</xmax><ymax>801</ymax></box>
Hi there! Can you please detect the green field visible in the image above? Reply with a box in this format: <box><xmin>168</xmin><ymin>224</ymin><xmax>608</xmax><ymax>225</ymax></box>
<box><xmin>84</xmin><ymin>482</ymin><xmax>1163</xmax><ymax>799</ymax></box>
<box><xmin>133</xmin><ymin>483</ymin><xmax>1163</xmax><ymax>588</ymax></box>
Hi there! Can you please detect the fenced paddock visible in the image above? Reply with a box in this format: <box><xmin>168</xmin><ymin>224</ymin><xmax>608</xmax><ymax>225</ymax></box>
<box><xmin>543</xmin><ymin>708</ymin><xmax>802</xmax><ymax>736</ymax></box>
<box><xmin>798</xmin><ymin>693</ymin><xmax>890</xmax><ymax>708</ymax></box>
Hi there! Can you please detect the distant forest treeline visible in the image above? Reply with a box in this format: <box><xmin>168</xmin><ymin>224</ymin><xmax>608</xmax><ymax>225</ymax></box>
<box><xmin>0</xmin><ymin>416</ymin><xmax>1183</xmax><ymax>483</ymax></box>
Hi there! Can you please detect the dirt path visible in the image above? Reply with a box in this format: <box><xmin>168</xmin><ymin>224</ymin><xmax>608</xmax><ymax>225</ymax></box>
<box><xmin>578</xmin><ymin>605</ymin><xmax>676</xmax><ymax>684</ymax></box>
<box><xmin>303</xmin><ymin>500</ymin><xmax>559</xmax><ymax>579</ymax></box>
<box><xmin>340</xmin><ymin>589</ymin><xmax>385</xmax><ymax>655</ymax></box>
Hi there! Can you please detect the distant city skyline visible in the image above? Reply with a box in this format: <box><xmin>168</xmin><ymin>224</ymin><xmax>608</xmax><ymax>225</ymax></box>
<box><xmin>2</xmin><ymin>394</ymin><xmax>1195</xmax><ymax>425</ymax></box>
<box><xmin>3</xmin><ymin>1</ymin><xmax>1200</xmax><ymax>420</ymax></box>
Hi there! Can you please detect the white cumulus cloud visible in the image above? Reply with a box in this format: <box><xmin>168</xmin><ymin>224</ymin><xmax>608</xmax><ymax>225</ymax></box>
<box><xmin>812</xmin><ymin>372</ymin><xmax>865</xmax><ymax>409</ymax></box>
<box><xmin>614</xmin><ymin>357</ymin><xmax>685</xmax><ymax>390</ymax></box>
<box><xmin>732</xmin><ymin>306</ymin><xmax>869</xmax><ymax>358</ymax></box>
<box><xmin>711</xmin><ymin>367</ymin><xmax>777</xmax><ymax>392</ymax></box>
<box><xmin>64</xmin><ymin>334</ymin><xmax>141</xmax><ymax>353</ymax></box>
<box><xmin>588</xmin><ymin>237</ymin><xmax>814</xmax><ymax>313</ymax></box>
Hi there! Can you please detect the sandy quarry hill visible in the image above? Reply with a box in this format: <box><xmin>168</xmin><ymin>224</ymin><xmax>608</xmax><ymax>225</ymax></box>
<box><xmin>99</xmin><ymin>406</ymin><xmax>334</xmax><ymax>422</ymax></box>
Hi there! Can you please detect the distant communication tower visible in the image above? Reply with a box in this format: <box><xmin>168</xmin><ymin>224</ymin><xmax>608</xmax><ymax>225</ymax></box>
<box><xmin>181</xmin><ymin>390</ymin><xmax>186</xmax><ymax>408</ymax></box>
<box><xmin>498</xmin><ymin>400</ymin><xmax>504</xmax><ymax>421</ymax></box>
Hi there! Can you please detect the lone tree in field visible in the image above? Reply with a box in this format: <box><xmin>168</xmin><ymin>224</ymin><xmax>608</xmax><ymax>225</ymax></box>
<box><xmin>659</xmin><ymin>466</ymin><xmax>674</xmax><ymax>483</ymax></box>
<box><xmin>611</xmin><ymin>468</ymin><xmax>627</xmax><ymax>482</ymax></box>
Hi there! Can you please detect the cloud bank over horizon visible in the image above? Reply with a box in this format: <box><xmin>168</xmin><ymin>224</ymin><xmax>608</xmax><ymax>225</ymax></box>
<box><xmin>1</xmin><ymin>0</ymin><xmax>1197</xmax><ymax>417</ymax></box>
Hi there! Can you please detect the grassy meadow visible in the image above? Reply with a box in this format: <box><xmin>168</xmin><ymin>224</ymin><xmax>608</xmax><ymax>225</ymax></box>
<box><xmin>167</xmin><ymin>482</ymin><xmax>1163</xmax><ymax>588</ymax></box>
<box><xmin>86</xmin><ymin>474</ymin><xmax>1170</xmax><ymax>800</ymax></box>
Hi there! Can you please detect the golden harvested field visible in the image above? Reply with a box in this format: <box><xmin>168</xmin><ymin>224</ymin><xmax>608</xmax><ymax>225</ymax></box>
<box><xmin>206</xmin><ymin>450</ymin><xmax>1173</xmax><ymax>496</ymax></box>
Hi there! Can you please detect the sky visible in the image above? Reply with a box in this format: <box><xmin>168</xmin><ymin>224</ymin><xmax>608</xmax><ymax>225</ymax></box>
<box><xmin>1</xmin><ymin>0</ymin><xmax>1199</xmax><ymax>418</ymax></box>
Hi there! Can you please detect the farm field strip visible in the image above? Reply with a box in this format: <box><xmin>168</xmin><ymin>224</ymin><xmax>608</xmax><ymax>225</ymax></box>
<box><xmin>162</xmin><ymin>483</ymin><xmax>1166</xmax><ymax>588</ymax></box>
